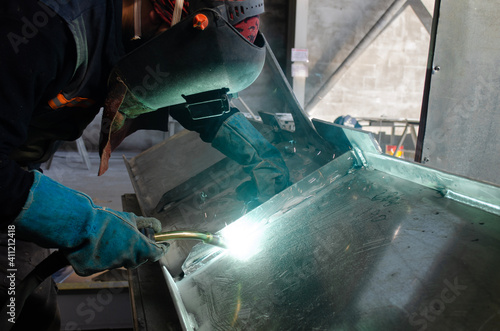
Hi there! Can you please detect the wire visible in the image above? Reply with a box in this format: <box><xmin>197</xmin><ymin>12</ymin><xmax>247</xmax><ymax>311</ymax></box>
<box><xmin>0</xmin><ymin>251</ymin><xmax>69</xmax><ymax>331</ymax></box>
<box><xmin>133</xmin><ymin>0</ymin><xmax>142</xmax><ymax>39</ymax></box>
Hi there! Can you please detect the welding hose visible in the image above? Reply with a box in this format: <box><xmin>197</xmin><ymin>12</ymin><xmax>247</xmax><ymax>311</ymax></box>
<box><xmin>0</xmin><ymin>251</ymin><xmax>69</xmax><ymax>331</ymax></box>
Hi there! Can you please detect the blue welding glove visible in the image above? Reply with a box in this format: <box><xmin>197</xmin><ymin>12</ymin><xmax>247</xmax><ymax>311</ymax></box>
<box><xmin>13</xmin><ymin>171</ymin><xmax>168</xmax><ymax>276</ymax></box>
<box><xmin>211</xmin><ymin>112</ymin><xmax>290</xmax><ymax>205</ymax></box>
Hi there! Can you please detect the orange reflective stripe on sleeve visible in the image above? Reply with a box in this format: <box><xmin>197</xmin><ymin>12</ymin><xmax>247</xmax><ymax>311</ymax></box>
<box><xmin>48</xmin><ymin>93</ymin><xmax>95</xmax><ymax>110</ymax></box>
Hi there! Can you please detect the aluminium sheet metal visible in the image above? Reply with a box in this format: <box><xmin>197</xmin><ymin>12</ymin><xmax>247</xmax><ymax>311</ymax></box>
<box><xmin>421</xmin><ymin>0</ymin><xmax>500</xmax><ymax>185</ymax></box>
<box><xmin>166</xmin><ymin>125</ymin><xmax>500</xmax><ymax>330</ymax></box>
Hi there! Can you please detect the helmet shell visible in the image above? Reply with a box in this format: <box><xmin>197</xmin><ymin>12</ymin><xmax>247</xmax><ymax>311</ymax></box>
<box><xmin>112</xmin><ymin>8</ymin><xmax>266</xmax><ymax>110</ymax></box>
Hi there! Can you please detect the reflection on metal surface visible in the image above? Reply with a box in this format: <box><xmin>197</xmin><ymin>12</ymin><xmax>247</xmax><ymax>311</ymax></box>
<box><xmin>160</xmin><ymin>265</ymin><xmax>196</xmax><ymax>331</ymax></box>
<box><xmin>166</xmin><ymin>124</ymin><xmax>500</xmax><ymax>330</ymax></box>
<box><xmin>444</xmin><ymin>190</ymin><xmax>500</xmax><ymax>217</ymax></box>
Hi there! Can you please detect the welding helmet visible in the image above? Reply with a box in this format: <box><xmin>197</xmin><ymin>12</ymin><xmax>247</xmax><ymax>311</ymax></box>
<box><xmin>150</xmin><ymin>0</ymin><xmax>264</xmax><ymax>42</ymax></box>
<box><xmin>99</xmin><ymin>0</ymin><xmax>267</xmax><ymax>174</ymax></box>
<box><xmin>108</xmin><ymin>0</ymin><xmax>266</xmax><ymax>117</ymax></box>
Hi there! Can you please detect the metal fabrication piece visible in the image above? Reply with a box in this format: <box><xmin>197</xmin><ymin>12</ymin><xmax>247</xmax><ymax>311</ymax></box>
<box><xmin>170</xmin><ymin>123</ymin><xmax>500</xmax><ymax>330</ymax></box>
<box><xmin>125</xmin><ymin>26</ymin><xmax>500</xmax><ymax>330</ymax></box>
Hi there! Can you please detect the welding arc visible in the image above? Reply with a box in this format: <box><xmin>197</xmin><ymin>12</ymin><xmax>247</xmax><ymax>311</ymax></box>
<box><xmin>154</xmin><ymin>230</ymin><xmax>227</xmax><ymax>248</ymax></box>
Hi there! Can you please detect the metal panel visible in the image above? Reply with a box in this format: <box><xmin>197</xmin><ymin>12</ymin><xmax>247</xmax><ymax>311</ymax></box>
<box><xmin>124</xmin><ymin>130</ymin><xmax>226</xmax><ymax>215</ymax></box>
<box><xmin>170</xmin><ymin>125</ymin><xmax>500</xmax><ymax>330</ymax></box>
<box><xmin>125</xmin><ymin>25</ymin><xmax>500</xmax><ymax>329</ymax></box>
<box><xmin>421</xmin><ymin>0</ymin><xmax>500</xmax><ymax>185</ymax></box>
<box><xmin>126</xmin><ymin>40</ymin><xmax>336</xmax><ymax>277</ymax></box>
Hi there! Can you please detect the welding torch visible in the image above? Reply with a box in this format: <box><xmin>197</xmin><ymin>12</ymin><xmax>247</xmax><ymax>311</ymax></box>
<box><xmin>1</xmin><ymin>228</ymin><xmax>226</xmax><ymax>330</ymax></box>
<box><xmin>141</xmin><ymin>228</ymin><xmax>228</xmax><ymax>249</ymax></box>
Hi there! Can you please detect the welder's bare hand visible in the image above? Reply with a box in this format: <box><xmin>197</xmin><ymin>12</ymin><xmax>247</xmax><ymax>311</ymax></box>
<box><xmin>13</xmin><ymin>171</ymin><xmax>169</xmax><ymax>276</ymax></box>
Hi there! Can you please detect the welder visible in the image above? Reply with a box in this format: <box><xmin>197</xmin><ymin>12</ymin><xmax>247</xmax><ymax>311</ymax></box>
<box><xmin>0</xmin><ymin>0</ymin><xmax>289</xmax><ymax>329</ymax></box>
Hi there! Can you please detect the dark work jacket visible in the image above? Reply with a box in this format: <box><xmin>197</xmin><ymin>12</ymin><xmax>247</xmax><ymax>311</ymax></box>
<box><xmin>0</xmin><ymin>0</ymin><xmax>232</xmax><ymax>226</ymax></box>
<box><xmin>0</xmin><ymin>0</ymin><xmax>125</xmax><ymax>225</ymax></box>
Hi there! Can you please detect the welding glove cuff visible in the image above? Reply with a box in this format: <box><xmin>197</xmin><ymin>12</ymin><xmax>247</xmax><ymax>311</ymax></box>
<box><xmin>13</xmin><ymin>170</ymin><xmax>168</xmax><ymax>276</ymax></box>
<box><xmin>211</xmin><ymin>112</ymin><xmax>290</xmax><ymax>203</ymax></box>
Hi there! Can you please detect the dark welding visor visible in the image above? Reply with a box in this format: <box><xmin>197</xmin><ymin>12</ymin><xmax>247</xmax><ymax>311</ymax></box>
<box><xmin>109</xmin><ymin>8</ymin><xmax>266</xmax><ymax>118</ymax></box>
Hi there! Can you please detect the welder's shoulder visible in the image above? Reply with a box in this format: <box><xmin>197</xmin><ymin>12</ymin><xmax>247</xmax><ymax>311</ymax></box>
<box><xmin>0</xmin><ymin>0</ymin><xmax>50</xmax><ymax>20</ymax></box>
<box><xmin>0</xmin><ymin>0</ymin><xmax>75</xmax><ymax>69</ymax></box>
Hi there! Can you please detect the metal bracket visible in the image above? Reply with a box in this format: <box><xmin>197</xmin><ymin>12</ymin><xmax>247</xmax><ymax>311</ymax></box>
<box><xmin>182</xmin><ymin>88</ymin><xmax>233</xmax><ymax>120</ymax></box>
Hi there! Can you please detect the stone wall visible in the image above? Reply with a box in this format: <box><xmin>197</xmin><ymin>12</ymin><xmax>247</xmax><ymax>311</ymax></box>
<box><xmin>306</xmin><ymin>0</ymin><xmax>435</xmax><ymax>123</ymax></box>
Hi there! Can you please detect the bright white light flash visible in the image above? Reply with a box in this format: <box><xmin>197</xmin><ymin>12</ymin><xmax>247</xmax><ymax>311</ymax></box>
<box><xmin>392</xmin><ymin>224</ymin><xmax>401</xmax><ymax>241</ymax></box>
<box><xmin>219</xmin><ymin>221</ymin><xmax>264</xmax><ymax>261</ymax></box>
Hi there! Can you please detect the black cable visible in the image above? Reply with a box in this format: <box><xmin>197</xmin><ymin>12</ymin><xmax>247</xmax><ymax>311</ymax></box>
<box><xmin>1</xmin><ymin>251</ymin><xmax>69</xmax><ymax>331</ymax></box>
